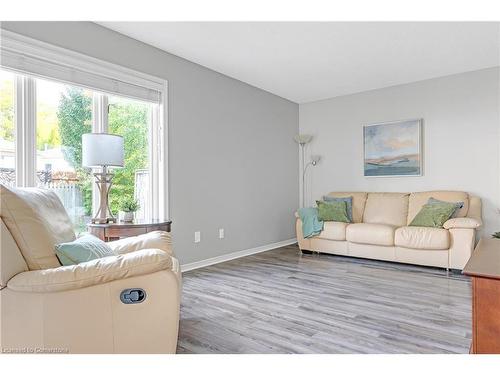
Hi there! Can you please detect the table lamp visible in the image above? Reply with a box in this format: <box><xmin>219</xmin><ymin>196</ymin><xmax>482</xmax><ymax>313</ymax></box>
<box><xmin>82</xmin><ymin>133</ymin><xmax>124</xmax><ymax>224</ymax></box>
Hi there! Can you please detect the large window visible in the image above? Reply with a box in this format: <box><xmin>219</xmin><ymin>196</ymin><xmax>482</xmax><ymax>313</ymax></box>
<box><xmin>1</xmin><ymin>69</ymin><xmax>161</xmax><ymax>233</ymax></box>
<box><xmin>108</xmin><ymin>95</ymin><xmax>152</xmax><ymax>221</ymax></box>
<box><xmin>1</xmin><ymin>31</ymin><xmax>167</xmax><ymax>230</ymax></box>
<box><xmin>35</xmin><ymin>78</ymin><xmax>94</xmax><ymax>232</ymax></box>
<box><xmin>0</xmin><ymin>70</ymin><xmax>16</xmax><ymax>186</ymax></box>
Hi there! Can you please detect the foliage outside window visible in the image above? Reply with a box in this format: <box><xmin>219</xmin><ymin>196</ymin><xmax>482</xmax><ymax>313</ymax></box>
<box><xmin>0</xmin><ymin>70</ymin><xmax>154</xmax><ymax>233</ymax></box>
<box><xmin>108</xmin><ymin>95</ymin><xmax>150</xmax><ymax>215</ymax></box>
<box><xmin>51</xmin><ymin>87</ymin><xmax>151</xmax><ymax>227</ymax></box>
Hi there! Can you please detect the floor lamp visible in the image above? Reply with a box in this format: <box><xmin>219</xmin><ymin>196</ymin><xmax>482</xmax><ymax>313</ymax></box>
<box><xmin>294</xmin><ymin>134</ymin><xmax>320</xmax><ymax>208</ymax></box>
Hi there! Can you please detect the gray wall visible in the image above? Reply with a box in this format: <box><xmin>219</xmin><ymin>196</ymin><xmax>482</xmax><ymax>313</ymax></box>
<box><xmin>1</xmin><ymin>22</ymin><xmax>299</xmax><ymax>265</ymax></box>
<box><xmin>300</xmin><ymin>67</ymin><xmax>500</xmax><ymax>237</ymax></box>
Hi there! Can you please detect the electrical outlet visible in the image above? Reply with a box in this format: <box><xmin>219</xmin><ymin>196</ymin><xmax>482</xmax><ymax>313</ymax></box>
<box><xmin>219</xmin><ymin>228</ymin><xmax>224</xmax><ymax>239</ymax></box>
<box><xmin>194</xmin><ymin>231</ymin><xmax>201</xmax><ymax>243</ymax></box>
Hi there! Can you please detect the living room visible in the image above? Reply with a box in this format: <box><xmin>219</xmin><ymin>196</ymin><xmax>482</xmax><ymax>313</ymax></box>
<box><xmin>1</xmin><ymin>1</ymin><xmax>500</xmax><ymax>373</ymax></box>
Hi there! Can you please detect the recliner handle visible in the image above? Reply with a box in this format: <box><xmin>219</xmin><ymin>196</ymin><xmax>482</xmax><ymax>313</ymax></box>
<box><xmin>120</xmin><ymin>288</ymin><xmax>147</xmax><ymax>304</ymax></box>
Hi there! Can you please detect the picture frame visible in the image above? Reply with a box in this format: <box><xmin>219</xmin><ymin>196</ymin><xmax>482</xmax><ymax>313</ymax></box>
<box><xmin>363</xmin><ymin>119</ymin><xmax>423</xmax><ymax>177</ymax></box>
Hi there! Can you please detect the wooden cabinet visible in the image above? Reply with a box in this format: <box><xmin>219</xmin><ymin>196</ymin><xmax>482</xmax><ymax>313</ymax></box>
<box><xmin>463</xmin><ymin>238</ymin><xmax>500</xmax><ymax>354</ymax></box>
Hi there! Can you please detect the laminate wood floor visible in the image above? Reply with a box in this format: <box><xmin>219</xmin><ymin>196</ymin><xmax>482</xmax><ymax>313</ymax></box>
<box><xmin>177</xmin><ymin>244</ymin><xmax>472</xmax><ymax>354</ymax></box>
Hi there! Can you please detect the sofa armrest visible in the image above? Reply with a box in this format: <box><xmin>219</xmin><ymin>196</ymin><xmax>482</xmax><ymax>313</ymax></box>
<box><xmin>448</xmin><ymin>228</ymin><xmax>476</xmax><ymax>270</ymax></box>
<box><xmin>7</xmin><ymin>249</ymin><xmax>173</xmax><ymax>293</ymax></box>
<box><xmin>108</xmin><ymin>231</ymin><xmax>173</xmax><ymax>256</ymax></box>
<box><xmin>467</xmin><ymin>195</ymin><xmax>482</xmax><ymax>222</ymax></box>
<box><xmin>443</xmin><ymin>217</ymin><xmax>482</xmax><ymax>230</ymax></box>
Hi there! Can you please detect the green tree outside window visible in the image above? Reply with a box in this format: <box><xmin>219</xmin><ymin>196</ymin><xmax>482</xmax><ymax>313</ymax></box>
<box><xmin>56</xmin><ymin>87</ymin><xmax>149</xmax><ymax>217</ymax></box>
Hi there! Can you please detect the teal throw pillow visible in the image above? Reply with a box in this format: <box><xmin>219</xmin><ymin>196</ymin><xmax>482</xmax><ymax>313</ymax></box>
<box><xmin>316</xmin><ymin>200</ymin><xmax>350</xmax><ymax>223</ymax></box>
<box><xmin>409</xmin><ymin>203</ymin><xmax>457</xmax><ymax>228</ymax></box>
<box><xmin>323</xmin><ymin>196</ymin><xmax>353</xmax><ymax>222</ymax></box>
<box><xmin>55</xmin><ymin>234</ymin><xmax>114</xmax><ymax>266</ymax></box>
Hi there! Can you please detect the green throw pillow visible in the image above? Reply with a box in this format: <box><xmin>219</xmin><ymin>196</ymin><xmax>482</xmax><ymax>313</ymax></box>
<box><xmin>323</xmin><ymin>196</ymin><xmax>354</xmax><ymax>222</ymax></box>
<box><xmin>409</xmin><ymin>203</ymin><xmax>457</xmax><ymax>228</ymax></box>
<box><xmin>428</xmin><ymin>197</ymin><xmax>464</xmax><ymax>218</ymax></box>
<box><xmin>55</xmin><ymin>234</ymin><xmax>114</xmax><ymax>266</ymax></box>
<box><xmin>316</xmin><ymin>200</ymin><xmax>350</xmax><ymax>223</ymax></box>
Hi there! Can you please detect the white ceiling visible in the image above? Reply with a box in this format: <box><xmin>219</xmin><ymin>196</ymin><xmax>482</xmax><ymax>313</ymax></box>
<box><xmin>98</xmin><ymin>22</ymin><xmax>499</xmax><ymax>103</ymax></box>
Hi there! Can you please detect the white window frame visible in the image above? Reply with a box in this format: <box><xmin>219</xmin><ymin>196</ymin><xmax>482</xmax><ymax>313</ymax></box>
<box><xmin>14</xmin><ymin>75</ymin><xmax>36</xmax><ymax>187</ymax></box>
<box><xmin>1</xmin><ymin>30</ymin><xmax>169</xmax><ymax>219</ymax></box>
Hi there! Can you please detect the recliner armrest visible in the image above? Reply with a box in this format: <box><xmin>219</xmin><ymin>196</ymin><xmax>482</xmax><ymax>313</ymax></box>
<box><xmin>7</xmin><ymin>249</ymin><xmax>173</xmax><ymax>293</ymax></box>
<box><xmin>108</xmin><ymin>231</ymin><xmax>173</xmax><ymax>256</ymax></box>
<box><xmin>443</xmin><ymin>217</ymin><xmax>482</xmax><ymax>230</ymax></box>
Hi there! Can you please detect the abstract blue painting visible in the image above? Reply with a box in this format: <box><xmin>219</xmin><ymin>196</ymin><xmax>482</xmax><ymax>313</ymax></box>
<box><xmin>364</xmin><ymin>119</ymin><xmax>422</xmax><ymax>177</ymax></box>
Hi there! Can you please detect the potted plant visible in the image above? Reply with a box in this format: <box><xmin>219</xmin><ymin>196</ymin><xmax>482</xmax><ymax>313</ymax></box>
<box><xmin>119</xmin><ymin>197</ymin><xmax>140</xmax><ymax>223</ymax></box>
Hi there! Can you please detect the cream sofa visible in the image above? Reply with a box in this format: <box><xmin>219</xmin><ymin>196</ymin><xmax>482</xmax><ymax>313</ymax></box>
<box><xmin>0</xmin><ymin>185</ymin><xmax>181</xmax><ymax>353</ymax></box>
<box><xmin>296</xmin><ymin>191</ymin><xmax>482</xmax><ymax>270</ymax></box>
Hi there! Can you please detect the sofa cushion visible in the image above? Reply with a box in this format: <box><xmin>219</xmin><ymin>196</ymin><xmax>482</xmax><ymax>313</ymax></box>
<box><xmin>407</xmin><ymin>191</ymin><xmax>469</xmax><ymax>224</ymax></box>
<box><xmin>346</xmin><ymin>223</ymin><xmax>395</xmax><ymax>246</ymax></box>
<box><xmin>325</xmin><ymin>192</ymin><xmax>367</xmax><ymax>223</ymax></box>
<box><xmin>1</xmin><ymin>218</ymin><xmax>28</xmax><ymax>288</ymax></box>
<box><xmin>317</xmin><ymin>222</ymin><xmax>349</xmax><ymax>241</ymax></box>
<box><xmin>363</xmin><ymin>193</ymin><xmax>410</xmax><ymax>227</ymax></box>
<box><xmin>0</xmin><ymin>185</ymin><xmax>75</xmax><ymax>270</ymax></box>
<box><xmin>108</xmin><ymin>231</ymin><xmax>174</xmax><ymax>256</ymax></box>
<box><xmin>395</xmin><ymin>226</ymin><xmax>450</xmax><ymax>250</ymax></box>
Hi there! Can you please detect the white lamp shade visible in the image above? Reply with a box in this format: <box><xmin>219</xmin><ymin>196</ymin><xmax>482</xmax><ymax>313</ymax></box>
<box><xmin>294</xmin><ymin>134</ymin><xmax>313</xmax><ymax>145</ymax></box>
<box><xmin>82</xmin><ymin>133</ymin><xmax>124</xmax><ymax>168</ymax></box>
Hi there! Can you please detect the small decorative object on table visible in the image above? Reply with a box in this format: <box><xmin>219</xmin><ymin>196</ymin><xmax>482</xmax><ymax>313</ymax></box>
<box><xmin>119</xmin><ymin>197</ymin><xmax>140</xmax><ymax>223</ymax></box>
<box><xmin>492</xmin><ymin>232</ymin><xmax>500</xmax><ymax>239</ymax></box>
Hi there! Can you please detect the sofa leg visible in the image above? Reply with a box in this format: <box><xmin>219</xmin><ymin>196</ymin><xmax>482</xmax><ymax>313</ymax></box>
<box><xmin>301</xmin><ymin>249</ymin><xmax>314</xmax><ymax>255</ymax></box>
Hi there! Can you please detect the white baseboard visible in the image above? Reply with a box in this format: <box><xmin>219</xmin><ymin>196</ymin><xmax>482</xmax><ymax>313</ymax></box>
<box><xmin>181</xmin><ymin>238</ymin><xmax>297</xmax><ymax>272</ymax></box>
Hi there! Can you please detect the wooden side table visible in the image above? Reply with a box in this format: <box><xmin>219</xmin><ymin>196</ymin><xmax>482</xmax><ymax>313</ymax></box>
<box><xmin>87</xmin><ymin>219</ymin><xmax>172</xmax><ymax>242</ymax></box>
<box><xmin>463</xmin><ymin>238</ymin><xmax>500</xmax><ymax>354</ymax></box>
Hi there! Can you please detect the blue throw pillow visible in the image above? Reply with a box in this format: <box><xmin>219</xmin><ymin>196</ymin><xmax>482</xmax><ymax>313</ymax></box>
<box><xmin>55</xmin><ymin>234</ymin><xmax>114</xmax><ymax>266</ymax></box>
<box><xmin>428</xmin><ymin>197</ymin><xmax>464</xmax><ymax>218</ymax></box>
<box><xmin>323</xmin><ymin>196</ymin><xmax>353</xmax><ymax>223</ymax></box>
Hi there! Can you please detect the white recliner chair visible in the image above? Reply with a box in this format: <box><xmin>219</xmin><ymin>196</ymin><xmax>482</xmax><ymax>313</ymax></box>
<box><xmin>0</xmin><ymin>185</ymin><xmax>181</xmax><ymax>354</ymax></box>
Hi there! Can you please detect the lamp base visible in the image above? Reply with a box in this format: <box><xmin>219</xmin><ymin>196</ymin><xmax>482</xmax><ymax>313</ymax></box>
<box><xmin>91</xmin><ymin>217</ymin><xmax>117</xmax><ymax>224</ymax></box>
<box><xmin>92</xmin><ymin>166</ymin><xmax>117</xmax><ymax>225</ymax></box>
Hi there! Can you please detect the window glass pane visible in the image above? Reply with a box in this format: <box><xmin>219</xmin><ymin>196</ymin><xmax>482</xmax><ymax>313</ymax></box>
<box><xmin>36</xmin><ymin>78</ymin><xmax>93</xmax><ymax>233</ymax></box>
<box><xmin>108</xmin><ymin>95</ymin><xmax>152</xmax><ymax>221</ymax></box>
<box><xmin>0</xmin><ymin>70</ymin><xmax>16</xmax><ymax>186</ymax></box>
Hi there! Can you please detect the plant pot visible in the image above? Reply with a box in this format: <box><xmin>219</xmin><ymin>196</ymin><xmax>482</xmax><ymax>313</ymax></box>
<box><xmin>119</xmin><ymin>211</ymin><xmax>135</xmax><ymax>223</ymax></box>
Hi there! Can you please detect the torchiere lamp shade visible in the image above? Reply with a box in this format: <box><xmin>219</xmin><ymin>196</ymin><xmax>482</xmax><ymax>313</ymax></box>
<box><xmin>82</xmin><ymin>133</ymin><xmax>124</xmax><ymax>168</ymax></box>
<box><xmin>293</xmin><ymin>134</ymin><xmax>313</xmax><ymax>145</ymax></box>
